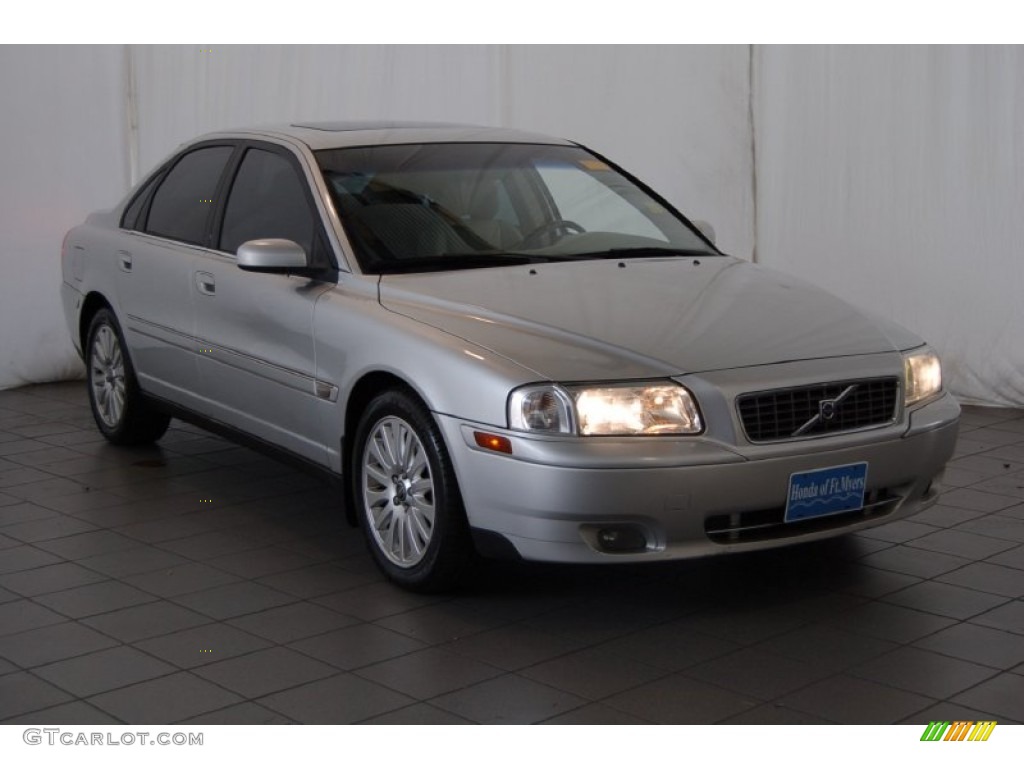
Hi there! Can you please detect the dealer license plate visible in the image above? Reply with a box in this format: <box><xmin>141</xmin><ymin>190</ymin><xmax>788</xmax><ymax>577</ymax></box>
<box><xmin>785</xmin><ymin>462</ymin><xmax>868</xmax><ymax>522</ymax></box>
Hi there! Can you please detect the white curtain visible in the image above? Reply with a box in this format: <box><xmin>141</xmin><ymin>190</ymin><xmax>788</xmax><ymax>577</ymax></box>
<box><xmin>0</xmin><ymin>46</ymin><xmax>129</xmax><ymax>390</ymax></box>
<box><xmin>755</xmin><ymin>45</ymin><xmax>1024</xmax><ymax>406</ymax></box>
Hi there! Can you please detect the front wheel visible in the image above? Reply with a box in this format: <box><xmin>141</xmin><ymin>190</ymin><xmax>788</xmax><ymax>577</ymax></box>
<box><xmin>352</xmin><ymin>389</ymin><xmax>474</xmax><ymax>592</ymax></box>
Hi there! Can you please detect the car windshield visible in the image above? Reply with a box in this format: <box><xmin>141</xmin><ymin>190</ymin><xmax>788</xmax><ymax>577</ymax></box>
<box><xmin>315</xmin><ymin>142</ymin><xmax>716</xmax><ymax>274</ymax></box>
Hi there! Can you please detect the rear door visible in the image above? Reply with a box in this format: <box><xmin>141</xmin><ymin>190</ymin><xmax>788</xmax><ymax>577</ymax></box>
<box><xmin>116</xmin><ymin>144</ymin><xmax>235</xmax><ymax>410</ymax></box>
<box><xmin>191</xmin><ymin>141</ymin><xmax>336</xmax><ymax>463</ymax></box>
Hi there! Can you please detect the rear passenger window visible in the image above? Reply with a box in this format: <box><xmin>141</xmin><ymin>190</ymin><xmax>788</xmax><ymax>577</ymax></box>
<box><xmin>145</xmin><ymin>146</ymin><xmax>233</xmax><ymax>245</ymax></box>
<box><xmin>121</xmin><ymin>172</ymin><xmax>162</xmax><ymax>231</ymax></box>
<box><xmin>219</xmin><ymin>148</ymin><xmax>316</xmax><ymax>255</ymax></box>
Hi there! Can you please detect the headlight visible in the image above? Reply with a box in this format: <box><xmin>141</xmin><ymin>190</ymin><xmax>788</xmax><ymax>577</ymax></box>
<box><xmin>903</xmin><ymin>349</ymin><xmax>942</xmax><ymax>406</ymax></box>
<box><xmin>509</xmin><ymin>382</ymin><xmax>702</xmax><ymax>436</ymax></box>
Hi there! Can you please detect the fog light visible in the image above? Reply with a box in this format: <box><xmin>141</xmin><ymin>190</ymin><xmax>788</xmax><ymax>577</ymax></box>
<box><xmin>596</xmin><ymin>526</ymin><xmax>648</xmax><ymax>553</ymax></box>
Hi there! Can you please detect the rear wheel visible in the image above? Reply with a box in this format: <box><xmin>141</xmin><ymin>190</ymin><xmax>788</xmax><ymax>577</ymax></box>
<box><xmin>86</xmin><ymin>308</ymin><xmax>170</xmax><ymax>445</ymax></box>
<box><xmin>352</xmin><ymin>389</ymin><xmax>474</xmax><ymax>592</ymax></box>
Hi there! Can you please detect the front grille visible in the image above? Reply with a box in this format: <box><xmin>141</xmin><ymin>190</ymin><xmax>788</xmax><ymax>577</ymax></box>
<box><xmin>737</xmin><ymin>377</ymin><xmax>899</xmax><ymax>442</ymax></box>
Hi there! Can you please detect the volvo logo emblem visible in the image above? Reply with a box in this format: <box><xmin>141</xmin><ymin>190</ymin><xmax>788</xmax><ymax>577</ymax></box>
<box><xmin>792</xmin><ymin>384</ymin><xmax>859</xmax><ymax>436</ymax></box>
<box><xmin>819</xmin><ymin>399</ymin><xmax>838</xmax><ymax>421</ymax></box>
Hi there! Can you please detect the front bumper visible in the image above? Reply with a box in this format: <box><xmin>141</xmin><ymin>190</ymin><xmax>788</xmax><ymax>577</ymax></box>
<box><xmin>438</xmin><ymin>391</ymin><xmax>960</xmax><ymax>563</ymax></box>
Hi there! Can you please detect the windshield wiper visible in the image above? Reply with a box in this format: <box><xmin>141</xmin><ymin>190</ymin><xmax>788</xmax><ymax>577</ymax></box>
<box><xmin>574</xmin><ymin>246</ymin><xmax>716</xmax><ymax>259</ymax></box>
<box><xmin>375</xmin><ymin>252</ymin><xmax>553</xmax><ymax>274</ymax></box>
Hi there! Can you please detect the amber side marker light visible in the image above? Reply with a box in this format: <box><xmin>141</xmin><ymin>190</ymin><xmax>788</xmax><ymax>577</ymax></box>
<box><xmin>474</xmin><ymin>431</ymin><xmax>513</xmax><ymax>454</ymax></box>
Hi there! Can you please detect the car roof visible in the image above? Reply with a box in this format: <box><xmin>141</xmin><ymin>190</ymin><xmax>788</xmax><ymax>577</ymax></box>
<box><xmin>195</xmin><ymin>121</ymin><xmax>576</xmax><ymax>151</ymax></box>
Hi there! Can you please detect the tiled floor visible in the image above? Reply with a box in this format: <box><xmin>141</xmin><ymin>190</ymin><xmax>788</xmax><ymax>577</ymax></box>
<box><xmin>1</xmin><ymin>381</ymin><xmax>1022</xmax><ymax>725</ymax></box>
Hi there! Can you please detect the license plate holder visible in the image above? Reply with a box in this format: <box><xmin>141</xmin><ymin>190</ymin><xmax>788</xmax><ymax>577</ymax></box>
<box><xmin>785</xmin><ymin>462</ymin><xmax>868</xmax><ymax>523</ymax></box>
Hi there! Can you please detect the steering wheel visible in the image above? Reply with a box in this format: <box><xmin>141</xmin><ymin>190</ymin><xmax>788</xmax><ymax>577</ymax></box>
<box><xmin>518</xmin><ymin>219</ymin><xmax>585</xmax><ymax>249</ymax></box>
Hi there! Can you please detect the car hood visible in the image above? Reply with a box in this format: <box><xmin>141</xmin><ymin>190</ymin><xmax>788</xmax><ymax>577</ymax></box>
<box><xmin>377</xmin><ymin>256</ymin><xmax>922</xmax><ymax>381</ymax></box>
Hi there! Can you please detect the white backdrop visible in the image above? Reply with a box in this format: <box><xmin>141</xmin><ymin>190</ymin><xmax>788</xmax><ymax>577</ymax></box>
<box><xmin>2</xmin><ymin>45</ymin><xmax>1020</xmax><ymax>406</ymax></box>
<box><xmin>755</xmin><ymin>45</ymin><xmax>1024</xmax><ymax>406</ymax></box>
<box><xmin>0</xmin><ymin>44</ymin><xmax>753</xmax><ymax>392</ymax></box>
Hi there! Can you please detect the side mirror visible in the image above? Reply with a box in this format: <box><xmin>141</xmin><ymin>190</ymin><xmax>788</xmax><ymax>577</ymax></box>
<box><xmin>237</xmin><ymin>239</ymin><xmax>309</xmax><ymax>272</ymax></box>
<box><xmin>692</xmin><ymin>219</ymin><xmax>716</xmax><ymax>246</ymax></box>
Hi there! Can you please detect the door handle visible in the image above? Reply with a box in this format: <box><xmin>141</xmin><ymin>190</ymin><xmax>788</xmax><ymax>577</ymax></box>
<box><xmin>195</xmin><ymin>271</ymin><xmax>216</xmax><ymax>296</ymax></box>
<box><xmin>117</xmin><ymin>250</ymin><xmax>132</xmax><ymax>272</ymax></box>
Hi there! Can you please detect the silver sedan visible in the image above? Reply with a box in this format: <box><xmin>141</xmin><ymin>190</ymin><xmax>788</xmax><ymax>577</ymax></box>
<box><xmin>60</xmin><ymin>122</ymin><xmax>960</xmax><ymax>591</ymax></box>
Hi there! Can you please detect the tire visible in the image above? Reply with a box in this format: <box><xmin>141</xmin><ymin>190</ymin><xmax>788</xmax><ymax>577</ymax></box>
<box><xmin>85</xmin><ymin>308</ymin><xmax>170</xmax><ymax>445</ymax></box>
<box><xmin>351</xmin><ymin>389</ymin><xmax>474</xmax><ymax>592</ymax></box>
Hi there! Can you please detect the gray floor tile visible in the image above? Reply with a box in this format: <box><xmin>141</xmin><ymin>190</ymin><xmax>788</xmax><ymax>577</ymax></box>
<box><xmin>259</xmin><ymin>673</ymin><xmax>414</xmax><ymax>724</ymax></box>
<box><xmin>0</xmin><ymin>501</ymin><xmax>61</xmax><ymax>526</ymax></box>
<box><xmin>602</xmin><ymin>673</ymin><xmax>758</xmax><ymax>724</ymax></box>
<box><xmin>312</xmin><ymin>580</ymin><xmax>450</xmax><ymax>621</ymax></box>
<box><xmin>5</xmin><ymin>477</ymin><xmax>90</xmax><ymax>502</ymax></box>
<box><xmin>172</xmin><ymin>581</ymin><xmax>297</xmax><ymax>620</ymax></box>
<box><xmin>357</xmin><ymin>648</ymin><xmax>504</xmax><ymax>700</ymax></box>
<box><xmin>34</xmin><ymin>646</ymin><xmax>177</xmax><ymax>696</ymax></box>
<box><xmin>907</xmin><ymin>529</ymin><xmax>1018</xmax><ymax>560</ymax></box>
<box><xmin>3</xmin><ymin>700</ymin><xmax>121</xmax><ymax>724</ymax></box>
<box><xmin>835</xmin><ymin>566</ymin><xmax>923</xmax><ymax>598</ymax></box>
<box><xmin>430</xmin><ymin>673</ymin><xmax>586</xmax><ymax>724</ymax></box>
<box><xmin>34</xmin><ymin>580</ymin><xmax>158</xmax><ymax>619</ymax></box>
<box><xmin>0</xmin><ymin>672</ymin><xmax>74</xmax><ymax>720</ymax></box>
<box><xmin>227</xmin><ymin>602</ymin><xmax>359</xmax><ymax>643</ymax></box>
<box><xmin>0</xmin><ymin>622</ymin><xmax>119</xmax><ymax>667</ymax></box>
<box><xmin>779</xmin><ymin>674</ymin><xmax>934</xmax><ymax>724</ymax></box>
<box><xmin>849</xmin><ymin>646</ymin><xmax>999</xmax><ymax>699</ymax></box>
<box><xmin>177</xmin><ymin>701</ymin><xmax>293</xmax><ymax>724</ymax></box>
<box><xmin>441</xmin><ymin>623</ymin><xmax>587</xmax><ymax>671</ymax></box>
<box><xmin>362</xmin><ymin>703</ymin><xmax>474</xmax><ymax>724</ymax></box>
<box><xmin>723</xmin><ymin>703</ymin><xmax>836</xmax><ymax>724</ymax></box>
<box><xmin>206</xmin><ymin>546</ymin><xmax>316</xmax><ymax>580</ymax></box>
<box><xmin>289</xmin><ymin>624</ymin><xmax>427</xmax><ymax>670</ymax></box>
<box><xmin>881</xmin><ymin>580</ymin><xmax>1011</xmax><ymax>620</ymax></box>
<box><xmin>0</xmin><ymin>562</ymin><xmax>108</xmax><ymax>597</ymax></box>
<box><xmin>88</xmin><ymin>671</ymin><xmax>243</xmax><ymax>723</ymax></box>
<box><xmin>122</xmin><ymin>561</ymin><xmax>242</xmax><ymax>598</ymax></box>
<box><xmin>686</xmin><ymin>647</ymin><xmax>834</xmax><ymax>700</ymax></box>
<box><xmin>829</xmin><ymin>601</ymin><xmax>957</xmax><ymax>643</ymax></box>
<box><xmin>0</xmin><ymin>600</ymin><xmax>68</xmax><ymax>635</ymax></box>
<box><xmin>76</xmin><ymin>546</ymin><xmax>189</xmax><ymax>577</ymax></box>
<box><xmin>193</xmin><ymin>646</ymin><xmax>338</xmax><ymax>698</ymax></box>
<box><xmin>257</xmin><ymin>562</ymin><xmax>379</xmax><ymax>598</ymax></box>
<box><xmin>956</xmin><ymin>515</ymin><xmax>1024</xmax><ymax>543</ymax></box>
<box><xmin>859</xmin><ymin>546</ymin><xmax>970</xmax><ymax>578</ymax></box>
<box><xmin>970</xmin><ymin>600</ymin><xmax>1024</xmax><ymax>635</ymax></box>
<box><xmin>952</xmin><ymin>673</ymin><xmax>1024</xmax><ymax>721</ymax></box>
<box><xmin>1</xmin><ymin>515</ymin><xmax>98</xmax><ymax>543</ymax></box>
<box><xmin>159</xmin><ymin>530</ymin><xmax>268</xmax><ymax>560</ymax></box>
<box><xmin>752</xmin><ymin>624</ymin><xmax>897</xmax><ymax>673</ymax></box>
<box><xmin>914</xmin><ymin>622</ymin><xmax>1024</xmax><ymax>669</ymax></box>
<box><xmin>907</xmin><ymin>503</ymin><xmax>989</xmax><ymax>528</ymax></box>
<box><xmin>859</xmin><ymin>520</ymin><xmax>938</xmax><ymax>544</ymax></box>
<box><xmin>518</xmin><ymin>646</ymin><xmax>664</xmax><ymax>700</ymax></box>
<box><xmin>936</xmin><ymin>562</ymin><xmax>1024</xmax><ymax>598</ymax></box>
<box><xmin>988</xmin><ymin>544</ymin><xmax>1024</xmax><ymax>570</ymax></box>
<box><xmin>374</xmin><ymin>603</ymin><xmax>508</xmax><ymax>645</ymax></box>
<box><xmin>114</xmin><ymin>515</ymin><xmax>222</xmax><ymax>544</ymax></box>
<box><xmin>82</xmin><ymin>601</ymin><xmax>212</xmax><ymax>642</ymax></box>
<box><xmin>0</xmin><ymin>544</ymin><xmax>63</xmax><ymax>574</ymax></box>
<box><xmin>940</xmin><ymin>488</ymin><xmax>1020</xmax><ymax>513</ymax></box>
<box><xmin>134</xmin><ymin>622</ymin><xmax>272</xmax><ymax>669</ymax></box>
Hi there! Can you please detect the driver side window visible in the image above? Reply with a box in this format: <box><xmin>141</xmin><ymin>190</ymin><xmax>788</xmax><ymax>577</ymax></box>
<box><xmin>219</xmin><ymin>148</ymin><xmax>316</xmax><ymax>256</ymax></box>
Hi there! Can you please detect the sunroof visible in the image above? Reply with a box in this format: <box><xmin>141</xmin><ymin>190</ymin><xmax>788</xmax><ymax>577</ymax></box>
<box><xmin>290</xmin><ymin>121</ymin><xmax>469</xmax><ymax>132</ymax></box>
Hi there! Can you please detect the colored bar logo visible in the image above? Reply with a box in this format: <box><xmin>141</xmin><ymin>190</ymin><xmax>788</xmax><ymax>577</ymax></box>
<box><xmin>920</xmin><ymin>721</ymin><xmax>997</xmax><ymax>742</ymax></box>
